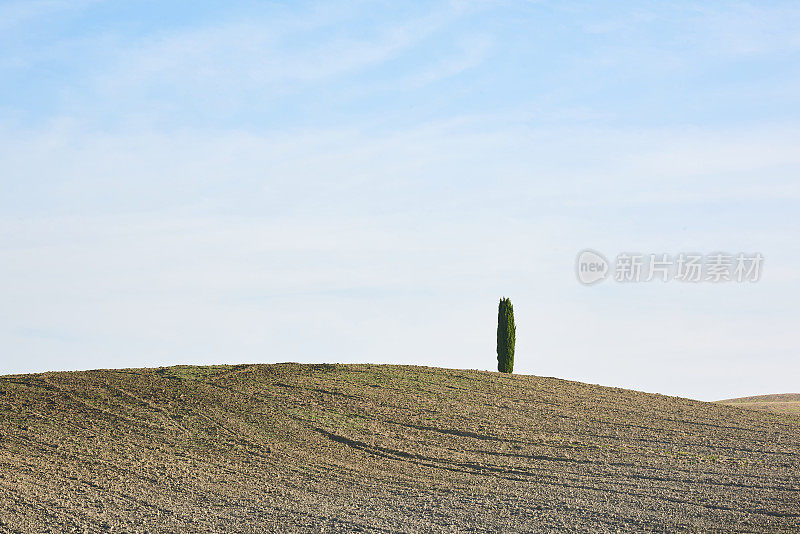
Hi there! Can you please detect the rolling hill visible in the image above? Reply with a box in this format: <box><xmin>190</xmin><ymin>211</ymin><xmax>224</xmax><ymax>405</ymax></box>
<box><xmin>718</xmin><ymin>393</ymin><xmax>800</xmax><ymax>417</ymax></box>
<box><xmin>1</xmin><ymin>364</ymin><xmax>798</xmax><ymax>532</ymax></box>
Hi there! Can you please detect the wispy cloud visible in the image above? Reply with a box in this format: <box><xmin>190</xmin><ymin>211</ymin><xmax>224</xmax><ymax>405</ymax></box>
<box><xmin>689</xmin><ymin>3</ymin><xmax>800</xmax><ymax>57</ymax></box>
<box><xmin>91</xmin><ymin>7</ymin><xmax>463</xmax><ymax>115</ymax></box>
<box><xmin>0</xmin><ymin>0</ymin><xmax>101</xmax><ymax>31</ymax></box>
<box><xmin>396</xmin><ymin>34</ymin><xmax>492</xmax><ymax>88</ymax></box>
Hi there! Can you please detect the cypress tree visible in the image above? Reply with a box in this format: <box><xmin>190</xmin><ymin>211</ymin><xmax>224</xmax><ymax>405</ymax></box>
<box><xmin>496</xmin><ymin>297</ymin><xmax>515</xmax><ymax>373</ymax></box>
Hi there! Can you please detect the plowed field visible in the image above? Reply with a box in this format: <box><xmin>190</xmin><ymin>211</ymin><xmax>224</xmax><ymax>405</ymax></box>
<box><xmin>1</xmin><ymin>364</ymin><xmax>798</xmax><ymax>532</ymax></box>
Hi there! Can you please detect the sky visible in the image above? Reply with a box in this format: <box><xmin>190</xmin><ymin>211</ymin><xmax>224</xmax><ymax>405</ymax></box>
<box><xmin>1</xmin><ymin>0</ymin><xmax>799</xmax><ymax>401</ymax></box>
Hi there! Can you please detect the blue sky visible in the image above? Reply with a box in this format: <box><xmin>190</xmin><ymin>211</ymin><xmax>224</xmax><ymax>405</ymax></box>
<box><xmin>1</xmin><ymin>0</ymin><xmax>799</xmax><ymax>400</ymax></box>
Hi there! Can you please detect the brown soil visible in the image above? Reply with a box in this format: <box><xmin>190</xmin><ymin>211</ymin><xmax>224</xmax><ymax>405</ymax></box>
<box><xmin>1</xmin><ymin>364</ymin><xmax>798</xmax><ymax>532</ymax></box>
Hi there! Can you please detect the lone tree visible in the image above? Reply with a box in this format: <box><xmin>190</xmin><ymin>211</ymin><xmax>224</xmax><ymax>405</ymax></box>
<box><xmin>496</xmin><ymin>297</ymin><xmax>515</xmax><ymax>373</ymax></box>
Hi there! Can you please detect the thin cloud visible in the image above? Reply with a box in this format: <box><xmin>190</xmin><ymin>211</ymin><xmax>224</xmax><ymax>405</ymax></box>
<box><xmin>0</xmin><ymin>0</ymin><xmax>102</xmax><ymax>31</ymax></box>
<box><xmin>93</xmin><ymin>8</ymin><xmax>462</xmax><ymax>106</ymax></box>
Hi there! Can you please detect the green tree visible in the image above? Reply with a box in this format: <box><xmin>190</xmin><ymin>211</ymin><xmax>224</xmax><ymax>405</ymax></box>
<box><xmin>496</xmin><ymin>297</ymin><xmax>515</xmax><ymax>373</ymax></box>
